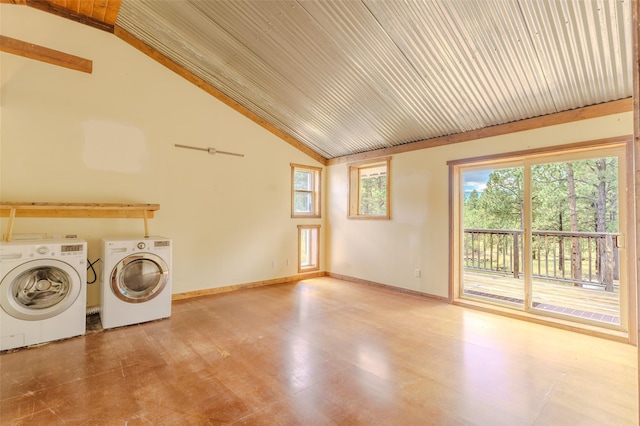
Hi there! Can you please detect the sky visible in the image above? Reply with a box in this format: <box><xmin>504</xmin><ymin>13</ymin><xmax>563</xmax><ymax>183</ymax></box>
<box><xmin>463</xmin><ymin>170</ymin><xmax>492</xmax><ymax>195</ymax></box>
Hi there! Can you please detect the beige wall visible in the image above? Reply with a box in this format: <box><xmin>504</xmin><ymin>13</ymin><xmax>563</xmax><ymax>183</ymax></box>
<box><xmin>1</xmin><ymin>6</ymin><xmax>634</xmax><ymax>307</ymax></box>
<box><xmin>0</xmin><ymin>6</ymin><xmax>324</xmax><ymax>306</ymax></box>
<box><xmin>327</xmin><ymin>113</ymin><xmax>634</xmax><ymax>298</ymax></box>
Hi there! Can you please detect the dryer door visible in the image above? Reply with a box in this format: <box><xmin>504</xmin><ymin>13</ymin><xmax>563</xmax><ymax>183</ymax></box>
<box><xmin>111</xmin><ymin>253</ymin><xmax>169</xmax><ymax>303</ymax></box>
<box><xmin>0</xmin><ymin>259</ymin><xmax>82</xmax><ymax>321</ymax></box>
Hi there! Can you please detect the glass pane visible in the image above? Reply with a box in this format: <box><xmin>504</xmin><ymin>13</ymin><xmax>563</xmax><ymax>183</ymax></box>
<box><xmin>461</xmin><ymin>166</ymin><xmax>524</xmax><ymax>306</ymax></box>
<box><xmin>294</xmin><ymin>191</ymin><xmax>313</xmax><ymax>213</ymax></box>
<box><xmin>121</xmin><ymin>260</ymin><xmax>161</xmax><ymax>298</ymax></box>
<box><xmin>13</xmin><ymin>266</ymin><xmax>70</xmax><ymax>309</ymax></box>
<box><xmin>299</xmin><ymin>227</ymin><xmax>318</xmax><ymax>269</ymax></box>
<box><xmin>530</xmin><ymin>157</ymin><xmax>620</xmax><ymax>325</ymax></box>
<box><xmin>309</xmin><ymin>229</ymin><xmax>318</xmax><ymax>267</ymax></box>
<box><xmin>359</xmin><ymin>165</ymin><xmax>387</xmax><ymax>215</ymax></box>
<box><xmin>294</xmin><ymin>170</ymin><xmax>313</xmax><ymax>191</ymax></box>
<box><xmin>300</xmin><ymin>229</ymin><xmax>311</xmax><ymax>267</ymax></box>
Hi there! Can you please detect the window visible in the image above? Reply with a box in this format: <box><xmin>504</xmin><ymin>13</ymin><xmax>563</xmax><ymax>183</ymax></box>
<box><xmin>298</xmin><ymin>225</ymin><xmax>320</xmax><ymax>272</ymax></box>
<box><xmin>348</xmin><ymin>157</ymin><xmax>390</xmax><ymax>219</ymax></box>
<box><xmin>450</xmin><ymin>139</ymin><xmax>632</xmax><ymax>334</ymax></box>
<box><xmin>291</xmin><ymin>164</ymin><xmax>322</xmax><ymax>218</ymax></box>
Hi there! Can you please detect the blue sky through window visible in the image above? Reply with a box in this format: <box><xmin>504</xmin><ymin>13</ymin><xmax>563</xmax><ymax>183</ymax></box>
<box><xmin>463</xmin><ymin>170</ymin><xmax>492</xmax><ymax>196</ymax></box>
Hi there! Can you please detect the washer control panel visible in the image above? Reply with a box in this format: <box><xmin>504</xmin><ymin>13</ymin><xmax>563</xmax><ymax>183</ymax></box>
<box><xmin>0</xmin><ymin>239</ymin><xmax>86</xmax><ymax>261</ymax></box>
<box><xmin>104</xmin><ymin>237</ymin><xmax>171</xmax><ymax>255</ymax></box>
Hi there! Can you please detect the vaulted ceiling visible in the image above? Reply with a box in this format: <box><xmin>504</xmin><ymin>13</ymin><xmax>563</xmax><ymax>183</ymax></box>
<box><xmin>3</xmin><ymin>0</ymin><xmax>634</xmax><ymax>163</ymax></box>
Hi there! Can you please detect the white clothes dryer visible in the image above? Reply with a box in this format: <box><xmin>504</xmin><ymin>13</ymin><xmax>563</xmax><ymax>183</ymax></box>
<box><xmin>0</xmin><ymin>239</ymin><xmax>87</xmax><ymax>351</ymax></box>
<box><xmin>100</xmin><ymin>236</ymin><xmax>172</xmax><ymax>329</ymax></box>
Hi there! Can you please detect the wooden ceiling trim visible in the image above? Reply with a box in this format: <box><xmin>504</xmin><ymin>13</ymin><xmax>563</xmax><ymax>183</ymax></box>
<box><xmin>114</xmin><ymin>25</ymin><xmax>328</xmax><ymax>166</ymax></box>
<box><xmin>78</xmin><ymin>1</ymin><xmax>94</xmax><ymax>18</ymax></box>
<box><xmin>0</xmin><ymin>34</ymin><xmax>92</xmax><ymax>73</ymax></box>
<box><xmin>41</xmin><ymin>0</ymin><xmax>122</xmax><ymax>24</ymax></box>
<box><xmin>20</xmin><ymin>0</ymin><xmax>118</xmax><ymax>32</ymax></box>
<box><xmin>103</xmin><ymin>0</ymin><xmax>121</xmax><ymax>25</ymax></box>
<box><xmin>327</xmin><ymin>98</ymin><xmax>634</xmax><ymax>166</ymax></box>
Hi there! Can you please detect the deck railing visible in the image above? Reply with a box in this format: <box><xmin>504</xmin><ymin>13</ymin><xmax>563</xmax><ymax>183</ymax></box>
<box><xmin>463</xmin><ymin>228</ymin><xmax>619</xmax><ymax>290</ymax></box>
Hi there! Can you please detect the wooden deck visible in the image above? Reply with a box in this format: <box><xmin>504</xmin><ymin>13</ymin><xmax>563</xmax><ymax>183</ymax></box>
<box><xmin>463</xmin><ymin>271</ymin><xmax>620</xmax><ymax>324</ymax></box>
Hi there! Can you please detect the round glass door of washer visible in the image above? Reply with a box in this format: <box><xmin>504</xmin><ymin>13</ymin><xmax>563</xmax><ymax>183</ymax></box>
<box><xmin>0</xmin><ymin>259</ymin><xmax>81</xmax><ymax>320</ymax></box>
<box><xmin>110</xmin><ymin>253</ymin><xmax>169</xmax><ymax>303</ymax></box>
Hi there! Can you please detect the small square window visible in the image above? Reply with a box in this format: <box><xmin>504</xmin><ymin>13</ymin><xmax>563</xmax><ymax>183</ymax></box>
<box><xmin>298</xmin><ymin>225</ymin><xmax>320</xmax><ymax>272</ymax></box>
<box><xmin>291</xmin><ymin>164</ymin><xmax>322</xmax><ymax>218</ymax></box>
<box><xmin>348</xmin><ymin>157</ymin><xmax>391</xmax><ymax>219</ymax></box>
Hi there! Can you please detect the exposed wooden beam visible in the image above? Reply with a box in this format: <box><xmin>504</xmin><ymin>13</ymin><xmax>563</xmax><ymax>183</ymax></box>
<box><xmin>114</xmin><ymin>25</ymin><xmax>328</xmax><ymax>166</ymax></box>
<box><xmin>327</xmin><ymin>98</ymin><xmax>633</xmax><ymax>166</ymax></box>
<box><xmin>0</xmin><ymin>34</ymin><xmax>92</xmax><ymax>73</ymax></box>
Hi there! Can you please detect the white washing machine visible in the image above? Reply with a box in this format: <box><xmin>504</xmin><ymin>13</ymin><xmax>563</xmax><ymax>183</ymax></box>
<box><xmin>100</xmin><ymin>236</ymin><xmax>172</xmax><ymax>329</ymax></box>
<box><xmin>0</xmin><ymin>239</ymin><xmax>87</xmax><ymax>351</ymax></box>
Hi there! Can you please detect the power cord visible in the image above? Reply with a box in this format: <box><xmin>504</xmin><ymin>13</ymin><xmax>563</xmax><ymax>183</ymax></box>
<box><xmin>87</xmin><ymin>258</ymin><xmax>100</xmax><ymax>284</ymax></box>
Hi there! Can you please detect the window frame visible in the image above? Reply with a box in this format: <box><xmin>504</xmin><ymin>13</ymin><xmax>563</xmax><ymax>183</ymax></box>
<box><xmin>291</xmin><ymin>163</ymin><xmax>322</xmax><ymax>218</ymax></box>
<box><xmin>297</xmin><ymin>224</ymin><xmax>320</xmax><ymax>273</ymax></box>
<box><xmin>348</xmin><ymin>157</ymin><xmax>391</xmax><ymax>220</ymax></box>
<box><xmin>448</xmin><ymin>136</ymin><xmax>634</xmax><ymax>337</ymax></box>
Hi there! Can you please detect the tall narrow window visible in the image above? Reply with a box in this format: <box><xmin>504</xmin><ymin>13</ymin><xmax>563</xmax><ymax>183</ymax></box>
<box><xmin>298</xmin><ymin>225</ymin><xmax>320</xmax><ymax>272</ymax></box>
<box><xmin>348</xmin><ymin>157</ymin><xmax>391</xmax><ymax>219</ymax></box>
<box><xmin>291</xmin><ymin>164</ymin><xmax>322</xmax><ymax>218</ymax></box>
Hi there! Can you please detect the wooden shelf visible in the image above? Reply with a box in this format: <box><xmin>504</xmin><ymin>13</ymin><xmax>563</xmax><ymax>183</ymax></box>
<box><xmin>0</xmin><ymin>202</ymin><xmax>160</xmax><ymax>241</ymax></box>
<box><xmin>0</xmin><ymin>202</ymin><xmax>159</xmax><ymax>218</ymax></box>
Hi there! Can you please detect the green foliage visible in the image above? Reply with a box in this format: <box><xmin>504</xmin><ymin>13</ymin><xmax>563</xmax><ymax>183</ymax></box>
<box><xmin>464</xmin><ymin>167</ymin><xmax>523</xmax><ymax>230</ymax></box>
<box><xmin>531</xmin><ymin>162</ymin><xmax>568</xmax><ymax>231</ymax></box>
<box><xmin>463</xmin><ymin>157</ymin><xmax>618</xmax><ymax>233</ymax></box>
<box><xmin>359</xmin><ymin>174</ymin><xmax>386</xmax><ymax>215</ymax></box>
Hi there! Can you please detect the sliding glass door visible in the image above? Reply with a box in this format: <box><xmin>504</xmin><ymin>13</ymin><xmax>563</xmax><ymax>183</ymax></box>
<box><xmin>461</xmin><ymin>164</ymin><xmax>525</xmax><ymax>308</ymax></box>
<box><xmin>457</xmin><ymin>145</ymin><xmax>628</xmax><ymax>330</ymax></box>
<box><xmin>529</xmin><ymin>155</ymin><xmax>623</xmax><ymax>325</ymax></box>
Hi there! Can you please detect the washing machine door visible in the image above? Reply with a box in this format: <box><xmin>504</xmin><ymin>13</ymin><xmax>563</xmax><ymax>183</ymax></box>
<box><xmin>0</xmin><ymin>259</ymin><xmax>82</xmax><ymax>321</ymax></box>
<box><xmin>111</xmin><ymin>253</ymin><xmax>169</xmax><ymax>303</ymax></box>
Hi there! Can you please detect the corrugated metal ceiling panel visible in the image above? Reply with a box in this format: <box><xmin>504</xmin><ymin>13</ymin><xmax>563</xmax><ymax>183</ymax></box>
<box><xmin>518</xmin><ymin>0</ymin><xmax>632</xmax><ymax>109</ymax></box>
<box><xmin>116</xmin><ymin>0</ymin><xmax>632</xmax><ymax>160</ymax></box>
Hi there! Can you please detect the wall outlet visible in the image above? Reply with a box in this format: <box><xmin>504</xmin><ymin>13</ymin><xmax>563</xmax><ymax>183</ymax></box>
<box><xmin>414</xmin><ymin>268</ymin><xmax>421</xmax><ymax>278</ymax></box>
<box><xmin>272</xmin><ymin>260</ymin><xmax>277</xmax><ymax>268</ymax></box>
